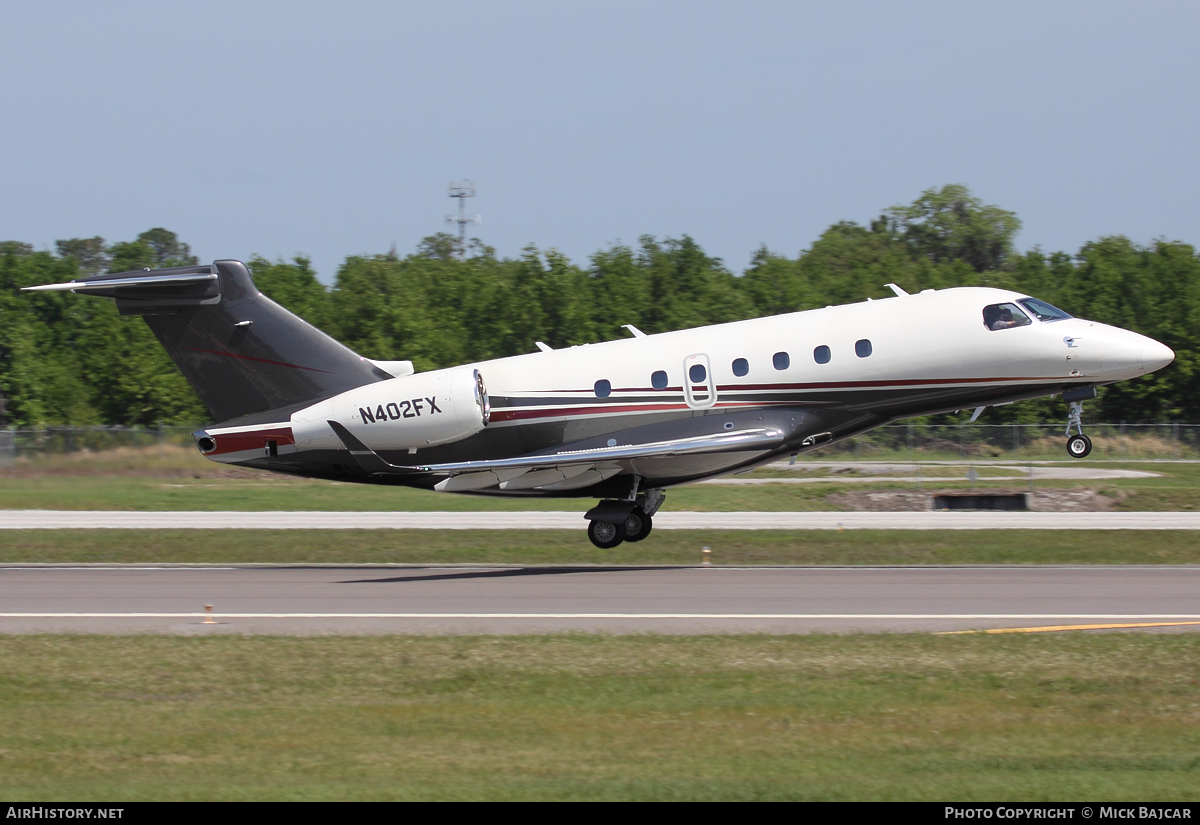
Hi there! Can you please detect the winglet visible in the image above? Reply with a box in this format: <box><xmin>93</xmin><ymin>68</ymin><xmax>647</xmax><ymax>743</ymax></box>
<box><xmin>621</xmin><ymin>324</ymin><xmax>647</xmax><ymax>338</ymax></box>
<box><xmin>885</xmin><ymin>283</ymin><xmax>909</xmax><ymax>297</ymax></box>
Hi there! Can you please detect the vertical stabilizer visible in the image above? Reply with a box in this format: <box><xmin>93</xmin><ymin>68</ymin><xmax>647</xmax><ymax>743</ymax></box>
<box><xmin>24</xmin><ymin>260</ymin><xmax>390</xmax><ymax>422</ymax></box>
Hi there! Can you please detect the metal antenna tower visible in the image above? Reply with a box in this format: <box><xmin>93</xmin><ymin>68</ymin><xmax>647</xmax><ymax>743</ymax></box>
<box><xmin>446</xmin><ymin>180</ymin><xmax>481</xmax><ymax>245</ymax></box>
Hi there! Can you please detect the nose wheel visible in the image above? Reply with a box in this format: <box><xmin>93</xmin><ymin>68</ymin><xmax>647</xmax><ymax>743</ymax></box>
<box><xmin>1067</xmin><ymin>433</ymin><xmax>1093</xmax><ymax>458</ymax></box>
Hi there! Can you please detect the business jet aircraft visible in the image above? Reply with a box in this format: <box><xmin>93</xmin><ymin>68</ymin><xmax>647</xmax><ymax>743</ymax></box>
<box><xmin>26</xmin><ymin>260</ymin><xmax>1175</xmax><ymax>547</ymax></box>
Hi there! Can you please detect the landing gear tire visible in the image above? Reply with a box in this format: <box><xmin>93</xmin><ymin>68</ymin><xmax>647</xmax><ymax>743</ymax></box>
<box><xmin>622</xmin><ymin>512</ymin><xmax>653</xmax><ymax>542</ymax></box>
<box><xmin>1067</xmin><ymin>433</ymin><xmax>1092</xmax><ymax>458</ymax></box>
<box><xmin>588</xmin><ymin>519</ymin><xmax>626</xmax><ymax>549</ymax></box>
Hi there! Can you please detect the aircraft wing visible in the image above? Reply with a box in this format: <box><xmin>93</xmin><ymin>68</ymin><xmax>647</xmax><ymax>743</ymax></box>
<box><xmin>326</xmin><ymin>420</ymin><xmax>785</xmax><ymax>492</ymax></box>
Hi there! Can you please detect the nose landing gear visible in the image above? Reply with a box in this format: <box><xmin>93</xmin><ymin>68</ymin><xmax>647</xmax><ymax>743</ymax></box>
<box><xmin>1065</xmin><ymin>400</ymin><xmax>1092</xmax><ymax>458</ymax></box>
<box><xmin>1062</xmin><ymin>386</ymin><xmax>1098</xmax><ymax>459</ymax></box>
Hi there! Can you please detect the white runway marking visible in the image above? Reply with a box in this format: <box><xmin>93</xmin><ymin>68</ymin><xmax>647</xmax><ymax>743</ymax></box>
<box><xmin>3</xmin><ymin>510</ymin><xmax>1200</xmax><ymax>529</ymax></box>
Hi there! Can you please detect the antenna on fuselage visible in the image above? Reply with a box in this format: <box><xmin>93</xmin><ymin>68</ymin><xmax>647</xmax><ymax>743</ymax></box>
<box><xmin>446</xmin><ymin>181</ymin><xmax>481</xmax><ymax>248</ymax></box>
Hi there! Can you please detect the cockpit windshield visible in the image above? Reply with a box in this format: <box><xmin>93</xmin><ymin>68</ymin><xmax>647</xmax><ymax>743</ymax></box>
<box><xmin>1018</xmin><ymin>298</ymin><xmax>1072</xmax><ymax>322</ymax></box>
<box><xmin>982</xmin><ymin>303</ymin><xmax>1032</xmax><ymax>331</ymax></box>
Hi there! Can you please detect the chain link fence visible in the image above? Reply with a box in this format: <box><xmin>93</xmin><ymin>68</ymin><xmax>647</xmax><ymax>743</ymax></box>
<box><xmin>0</xmin><ymin>426</ymin><xmax>198</xmax><ymax>468</ymax></box>
<box><xmin>0</xmin><ymin>423</ymin><xmax>1197</xmax><ymax>469</ymax></box>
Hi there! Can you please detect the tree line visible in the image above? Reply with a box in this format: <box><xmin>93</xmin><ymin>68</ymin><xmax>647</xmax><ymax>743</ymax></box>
<box><xmin>2</xmin><ymin>185</ymin><xmax>1197</xmax><ymax>427</ymax></box>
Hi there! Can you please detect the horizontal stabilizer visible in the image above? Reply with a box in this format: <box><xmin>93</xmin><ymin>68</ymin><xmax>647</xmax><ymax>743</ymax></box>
<box><xmin>22</xmin><ymin>265</ymin><xmax>221</xmax><ymax>311</ymax></box>
<box><xmin>22</xmin><ymin>272</ymin><xmax>217</xmax><ymax>292</ymax></box>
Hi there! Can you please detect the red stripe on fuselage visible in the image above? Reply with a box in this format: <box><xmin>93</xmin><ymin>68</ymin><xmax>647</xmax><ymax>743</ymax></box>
<box><xmin>486</xmin><ymin>376</ymin><xmax>1063</xmax><ymax>423</ymax></box>
<box><xmin>489</xmin><ymin>402</ymin><xmax>692</xmax><ymax>422</ymax></box>
<box><xmin>719</xmin><ymin>376</ymin><xmax>1051</xmax><ymax>392</ymax></box>
<box><xmin>532</xmin><ymin>376</ymin><xmax>1053</xmax><ymax>396</ymax></box>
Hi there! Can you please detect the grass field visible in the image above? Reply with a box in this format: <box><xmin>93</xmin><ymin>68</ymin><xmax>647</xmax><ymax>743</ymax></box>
<box><xmin>4</xmin><ymin>528</ymin><xmax>1200</xmax><ymax>565</ymax></box>
<box><xmin>3</xmin><ymin>447</ymin><xmax>1198</xmax><ymax>801</ymax></box>
<box><xmin>3</xmin><ymin>445</ymin><xmax>1200</xmax><ymax>511</ymax></box>
<box><xmin>2</xmin><ymin>634</ymin><xmax>1198</xmax><ymax>801</ymax></box>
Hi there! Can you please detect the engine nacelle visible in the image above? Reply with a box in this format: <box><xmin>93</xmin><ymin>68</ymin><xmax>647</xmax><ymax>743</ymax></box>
<box><xmin>291</xmin><ymin>367</ymin><xmax>489</xmax><ymax>453</ymax></box>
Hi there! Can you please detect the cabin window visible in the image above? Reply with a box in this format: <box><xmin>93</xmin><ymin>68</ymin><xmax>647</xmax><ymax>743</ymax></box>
<box><xmin>689</xmin><ymin>364</ymin><xmax>707</xmax><ymax>384</ymax></box>
<box><xmin>1018</xmin><ymin>298</ymin><xmax>1072</xmax><ymax>322</ymax></box>
<box><xmin>594</xmin><ymin>379</ymin><xmax>612</xmax><ymax>398</ymax></box>
<box><xmin>982</xmin><ymin>303</ymin><xmax>1032</xmax><ymax>331</ymax></box>
<box><xmin>772</xmin><ymin>351</ymin><xmax>790</xmax><ymax>370</ymax></box>
<box><xmin>855</xmin><ymin>339</ymin><xmax>872</xmax><ymax>358</ymax></box>
<box><xmin>651</xmin><ymin>370</ymin><xmax>668</xmax><ymax>390</ymax></box>
<box><xmin>814</xmin><ymin>345</ymin><xmax>831</xmax><ymax>364</ymax></box>
<box><xmin>732</xmin><ymin>358</ymin><xmax>749</xmax><ymax>377</ymax></box>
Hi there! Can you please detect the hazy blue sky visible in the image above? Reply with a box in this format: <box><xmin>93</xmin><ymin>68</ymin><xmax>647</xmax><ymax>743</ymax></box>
<box><xmin>2</xmin><ymin>1</ymin><xmax>1197</xmax><ymax>281</ymax></box>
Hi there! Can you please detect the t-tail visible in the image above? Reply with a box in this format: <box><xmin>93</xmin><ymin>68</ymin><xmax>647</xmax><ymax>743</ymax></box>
<box><xmin>23</xmin><ymin>260</ymin><xmax>391</xmax><ymax>423</ymax></box>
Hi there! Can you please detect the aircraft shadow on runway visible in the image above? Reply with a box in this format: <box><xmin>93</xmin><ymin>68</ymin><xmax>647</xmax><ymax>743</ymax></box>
<box><xmin>337</xmin><ymin>566</ymin><xmax>672</xmax><ymax>584</ymax></box>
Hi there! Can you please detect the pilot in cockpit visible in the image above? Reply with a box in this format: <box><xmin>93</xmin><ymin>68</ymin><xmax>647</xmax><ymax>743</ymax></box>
<box><xmin>991</xmin><ymin>307</ymin><xmax>1016</xmax><ymax>330</ymax></box>
<box><xmin>983</xmin><ymin>303</ymin><xmax>1031</xmax><ymax>331</ymax></box>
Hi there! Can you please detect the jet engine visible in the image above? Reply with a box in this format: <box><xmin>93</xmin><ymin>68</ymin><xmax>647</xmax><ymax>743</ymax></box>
<box><xmin>291</xmin><ymin>367</ymin><xmax>490</xmax><ymax>452</ymax></box>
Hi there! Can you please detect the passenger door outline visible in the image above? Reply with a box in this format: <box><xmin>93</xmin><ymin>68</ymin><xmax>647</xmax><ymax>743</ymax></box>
<box><xmin>682</xmin><ymin>353</ymin><xmax>717</xmax><ymax>409</ymax></box>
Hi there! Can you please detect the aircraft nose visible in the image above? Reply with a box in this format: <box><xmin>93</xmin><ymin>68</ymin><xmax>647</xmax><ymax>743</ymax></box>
<box><xmin>1139</xmin><ymin>337</ymin><xmax>1175</xmax><ymax>373</ymax></box>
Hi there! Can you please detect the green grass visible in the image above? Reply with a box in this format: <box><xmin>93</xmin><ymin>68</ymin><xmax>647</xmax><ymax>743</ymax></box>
<box><xmin>3</xmin><ymin>444</ymin><xmax>1199</xmax><ymax>511</ymax></box>
<box><xmin>2</xmin><ymin>464</ymin><xmax>1200</xmax><ymax>511</ymax></box>
<box><xmin>4</xmin><ymin>529</ymin><xmax>1200</xmax><ymax>565</ymax></box>
<box><xmin>2</xmin><ymin>634</ymin><xmax>1199</xmax><ymax>800</ymax></box>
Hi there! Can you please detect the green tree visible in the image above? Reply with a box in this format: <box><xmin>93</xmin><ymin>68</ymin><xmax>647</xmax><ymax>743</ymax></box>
<box><xmin>887</xmin><ymin>184</ymin><xmax>1021</xmax><ymax>273</ymax></box>
<box><xmin>637</xmin><ymin>235</ymin><xmax>753</xmax><ymax>332</ymax></box>
<box><xmin>0</xmin><ymin>249</ymin><xmax>101</xmax><ymax>426</ymax></box>
<box><xmin>248</xmin><ymin>256</ymin><xmax>331</xmax><ymax>331</ymax></box>
<box><xmin>137</xmin><ymin>228</ymin><xmax>198</xmax><ymax>268</ymax></box>
<box><xmin>55</xmin><ymin>237</ymin><xmax>109</xmax><ymax>276</ymax></box>
<box><xmin>108</xmin><ymin>228</ymin><xmax>198</xmax><ymax>273</ymax></box>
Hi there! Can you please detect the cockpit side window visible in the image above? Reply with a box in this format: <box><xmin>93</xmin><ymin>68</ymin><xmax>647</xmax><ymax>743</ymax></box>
<box><xmin>1018</xmin><ymin>298</ymin><xmax>1072</xmax><ymax>322</ymax></box>
<box><xmin>982</xmin><ymin>303</ymin><xmax>1032</xmax><ymax>331</ymax></box>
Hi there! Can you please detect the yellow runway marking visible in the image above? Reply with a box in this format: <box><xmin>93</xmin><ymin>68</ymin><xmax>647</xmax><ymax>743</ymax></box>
<box><xmin>938</xmin><ymin>621</ymin><xmax>1200</xmax><ymax>635</ymax></box>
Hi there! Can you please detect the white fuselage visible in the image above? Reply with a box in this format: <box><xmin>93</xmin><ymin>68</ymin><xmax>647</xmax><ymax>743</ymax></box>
<box><xmin>202</xmin><ymin>286</ymin><xmax>1174</xmax><ymax>493</ymax></box>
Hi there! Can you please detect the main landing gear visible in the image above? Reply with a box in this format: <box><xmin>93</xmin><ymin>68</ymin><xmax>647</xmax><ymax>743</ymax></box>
<box><xmin>585</xmin><ymin>489</ymin><xmax>664</xmax><ymax>548</ymax></box>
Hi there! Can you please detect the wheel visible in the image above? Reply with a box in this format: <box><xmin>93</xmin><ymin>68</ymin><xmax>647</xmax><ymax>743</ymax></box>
<box><xmin>1066</xmin><ymin>433</ymin><xmax>1092</xmax><ymax>458</ymax></box>
<box><xmin>587</xmin><ymin>519</ymin><xmax>626</xmax><ymax>549</ymax></box>
<box><xmin>623</xmin><ymin>511</ymin><xmax>653</xmax><ymax>542</ymax></box>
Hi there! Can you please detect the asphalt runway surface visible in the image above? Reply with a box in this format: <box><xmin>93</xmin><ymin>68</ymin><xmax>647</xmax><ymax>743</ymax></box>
<box><xmin>2</xmin><ymin>565</ymin><xmax>1199</xmax><ymax>634</ymax></box>
<box><xmin>3</xmin><ymin>510</ymin><xmax>1200</xmax><ymax>529</ymax></box>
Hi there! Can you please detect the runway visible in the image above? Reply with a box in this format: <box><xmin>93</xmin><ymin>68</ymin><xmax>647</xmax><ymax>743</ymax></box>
<box><xmin>2</xmin><ymin>565</ymin><xmax>1199</xmax><ymax>634</ymax></box>
<box><xmin>3</xmin><ymin>510</ymin><xmax>1200</xmax><ymax>529</ymax></box>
